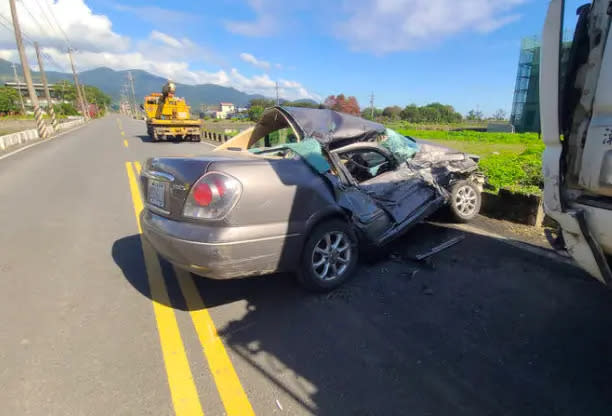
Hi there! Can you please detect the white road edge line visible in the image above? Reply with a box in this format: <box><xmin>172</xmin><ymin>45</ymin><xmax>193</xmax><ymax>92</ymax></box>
<box><xmin>0</xmin><ymin>121</ymin><xmax>90</xmax><ymax>161</ymax></box>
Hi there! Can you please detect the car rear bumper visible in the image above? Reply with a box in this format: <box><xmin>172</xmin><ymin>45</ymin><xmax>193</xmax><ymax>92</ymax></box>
<box><xmin>140</xmin><ymin>210</ymin><xmax>303</xmax><ymax>279</ymax></box>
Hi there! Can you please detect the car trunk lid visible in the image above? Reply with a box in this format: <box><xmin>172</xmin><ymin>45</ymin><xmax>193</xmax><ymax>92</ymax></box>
<box><xmin>140</xmin><ymin>151</ymin><xmax>263</xmax><ymax>220</ymax></box>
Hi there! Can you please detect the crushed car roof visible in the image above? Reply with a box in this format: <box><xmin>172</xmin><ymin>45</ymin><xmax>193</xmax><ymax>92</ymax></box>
<box><xmin>274</xmin><ymin>106</ymin><xmax>386</xmax><ymax>146</ymax></box>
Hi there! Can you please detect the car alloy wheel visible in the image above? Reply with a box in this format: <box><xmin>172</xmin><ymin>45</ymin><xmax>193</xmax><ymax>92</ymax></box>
<box><xmin>311</xmin><ymin>231</ymin><xmax>352</xmax><ymax>281</ymax></box>
<box><xmin>454</xmin><ymin>184</ymin><xmax>478</xmax><ymax>217</ymax></box>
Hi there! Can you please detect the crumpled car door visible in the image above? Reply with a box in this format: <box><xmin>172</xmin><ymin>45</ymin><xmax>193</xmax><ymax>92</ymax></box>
<box><xmin>330</xmin><ymin>146</ymin><xmax>445</xmax><ymax>246</ymax></box>
<box><xmin>359</xmin><ymin>167</ymin><xmax>443</xmax><ymax>225</ymax></box>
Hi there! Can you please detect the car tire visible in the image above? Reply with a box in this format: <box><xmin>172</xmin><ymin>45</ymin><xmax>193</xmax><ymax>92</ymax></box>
<box><xmin>297</xmin><ymin>220</ymin><xmax>359</xmax><ymax>292</ymax></box>
<box><xmin>449</xmin><ymin>180</ymin><xmax>481</xmax><ymax>222</ymax></box>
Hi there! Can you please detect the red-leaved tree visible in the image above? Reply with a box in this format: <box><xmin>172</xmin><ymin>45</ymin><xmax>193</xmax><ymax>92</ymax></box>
<box><xmin>324</xmin><ymin>94</ymin><xmax>360</xmax><ymax>115</ymax></box>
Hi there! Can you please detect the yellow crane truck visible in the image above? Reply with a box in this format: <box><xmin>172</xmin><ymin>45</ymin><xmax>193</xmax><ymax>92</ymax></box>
<box><xmin>144</xmin><ymin>81</ymin><xmax>202</xmax><ymax>142</ymax></box>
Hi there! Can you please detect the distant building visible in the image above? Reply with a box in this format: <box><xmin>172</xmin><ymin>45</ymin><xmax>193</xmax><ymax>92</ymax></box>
<box><xmin>214</xmin><ymin>102</ymin><xmax>235</xmax><ymax>119</ymax></box>
<box><xmin>4</xmin><ymin>81</ymin><xmax>65</xmax><ymax>108</ymax></box>
<box><xmin>510</xmin><ymin>34</ymin><xmax>573</xmax><ymax>133</ymax></box>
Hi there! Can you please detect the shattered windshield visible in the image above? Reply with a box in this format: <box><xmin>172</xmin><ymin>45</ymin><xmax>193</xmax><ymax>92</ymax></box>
<box><xmin>380</xmin><ymin>128</ymin><xmax>420</xmax><ymax>161</ymax></box>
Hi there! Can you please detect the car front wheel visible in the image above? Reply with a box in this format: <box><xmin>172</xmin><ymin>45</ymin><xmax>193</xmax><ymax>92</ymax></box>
<box><xmin>298</xmin><ymin>220</ymin><xmax>359</xmax><ymax>292</ymax></box>
<box><xmin>449</xmin><ymin>180</ymin><xmax>481</xmax><ymax>222</ymax></box>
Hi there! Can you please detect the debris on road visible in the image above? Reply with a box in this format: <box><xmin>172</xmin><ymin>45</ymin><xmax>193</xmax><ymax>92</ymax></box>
<box><xmin>399</xmin><ymin>269</ymin><xmax>419</xmax><ymax>279</ymax></box>
<box><xmin>422</xmin><ymin>285</ymin><xmax>434</xmax><ymax>295</ymax></box>
<box><xmin>275</xmin><ymin>399</ymin><xmax>283</xmax><ymax>411</ymax></box>
<box><xmin>409</xmin><ymin>234</ymin><xmax>465</xmax><ymax>261</ymax></box>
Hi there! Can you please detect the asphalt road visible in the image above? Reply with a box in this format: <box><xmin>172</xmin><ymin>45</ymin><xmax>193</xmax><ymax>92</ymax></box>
<box><xmin>1</xmin><ymin>115</ymin><xmax>611</xmax><ymax>416</ymax></box>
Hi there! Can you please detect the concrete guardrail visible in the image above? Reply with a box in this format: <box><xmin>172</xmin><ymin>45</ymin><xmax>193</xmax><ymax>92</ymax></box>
<box><xmin>0</xmin><ymin>117</ymin><xmax>86</xmax><ymax>151</ymax></box>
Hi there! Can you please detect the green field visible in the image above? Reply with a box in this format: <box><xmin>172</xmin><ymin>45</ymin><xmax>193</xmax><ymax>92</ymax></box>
<box><xmin>396</xmin><ymin>128</ymin><xmax>544</xmax><ymax>195</ymax></box>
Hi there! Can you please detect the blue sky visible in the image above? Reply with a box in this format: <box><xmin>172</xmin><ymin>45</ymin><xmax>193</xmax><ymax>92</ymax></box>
<box><xmin>0</xmin><ymin>0</ymin><xmax>587</xmax><ymax>116</ymax></box>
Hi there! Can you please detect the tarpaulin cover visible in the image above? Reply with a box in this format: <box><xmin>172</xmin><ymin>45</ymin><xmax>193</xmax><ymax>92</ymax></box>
<box><xmin>381</xmin><ymin>128</ymin><xmax>420</xmax><ymax>161</ymax></box>
<box><xmin>279</xmin><ymin>106</ymin><xmax>386</xmax><ymax>146</ymax></box>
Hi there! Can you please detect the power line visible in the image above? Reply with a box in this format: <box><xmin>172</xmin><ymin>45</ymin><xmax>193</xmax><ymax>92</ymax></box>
<box><xmin>0</xmin><ymin>12</ymin><xmax>34</xmax><ymax>44</ymax></box>
<box><xmin>14</xmin><ymin>1</ymin><xmax>69</xmax><ymax>71</ymax></box>
<box><xmin>35</xmin><ymin>0</ymin><xmax>70</xmax><ymax>47</ymax></box>
<box><xmin>33</xmin><ymin>0</ymin><xmax>60</xmax><ymax>38</ymax></box>
<box><xmin>19</xmin><ymin>0</ymin><xmax>52</xmax><ymax>39</ymax></box>
<box><xmin>0</xmin><ymin>12</ymin><xmax>62</xmax><ymax>70</ymax></box>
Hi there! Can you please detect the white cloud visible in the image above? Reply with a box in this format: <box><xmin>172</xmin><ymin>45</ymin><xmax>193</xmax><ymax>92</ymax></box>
<box><xmin>0</xmin><ymin>0</ymin><xmax>128</xmax><ymax>53</ymax></box>
<box><xmin>240</xmin><ymin>52</ymin><xmax>270</xmax><ymax>70</ymax></box>
<box><xmin>150</xmin><ymin>31</ymin><xmax>183</xmax><ymax>48</ymax></box>
<box><xmin>335</xmin><ymin>0</ymin><xmax>527</xmax><ymax>53</ymax></box>
<box><xmin>224</xmin><ymin>0</ymin><xmax>278</xmax><ymax>36</ymax></box>
<box><xmin>0</xmin><ymin>0</ymin><xmax>317</xmax><ymax>101</ymax></box>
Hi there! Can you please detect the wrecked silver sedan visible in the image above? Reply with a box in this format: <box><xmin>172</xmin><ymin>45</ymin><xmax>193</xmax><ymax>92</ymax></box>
<box><xmin>140</xmin><ymin>106</ymin><xmax>484</xmax><ymax>291</ymax></box>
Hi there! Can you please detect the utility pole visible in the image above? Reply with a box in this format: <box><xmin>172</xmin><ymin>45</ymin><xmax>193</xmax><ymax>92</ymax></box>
<box><xmin>369</xmin><ymin>92</ymin><xmax>375</xmax><ymax>120</ymax></box>
<box><xmin>34</xmin><ymin>42</ymin><xmax>58</xmax><ymax>132</ymax></box>
<box><xmin>11</xmin><ymin>63</ymin><xmax>25</xmax><ymax>114</ymax></box>
<box><xmin>275</xmin><ymin>81</ymin><xmax>279</xmax><ymax>106</ymax></box>
<box><xmin>80</xmin><ymin>84</ymin><xmax>89</xmax><ymax>117</ymax></box>
<box><xmin>67</xmin><ymin>48</ymin><xmax>89</xmax><ymax>120</ymax></box>
<box><xmin>8</xmin><ymin>0</ymin><xmax>48</xmax><ymax>138</ymax></box>
<box><xmin>127</xmin><ymin>71</ymin><xmax>137</xmax><ymax>118</ymax></box>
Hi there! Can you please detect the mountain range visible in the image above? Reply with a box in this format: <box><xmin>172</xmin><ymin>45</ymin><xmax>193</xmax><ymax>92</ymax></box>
<box><xmin>0</xmin><ymin>58</ymin><xmax>316</xmax><ymax>108</ymax></box>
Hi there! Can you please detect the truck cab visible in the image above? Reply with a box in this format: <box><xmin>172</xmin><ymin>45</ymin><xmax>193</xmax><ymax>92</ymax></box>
<box><xmin>541</xmin><ymin>0</ymin><xmax>612</xmax><ymax>284</ymax></box>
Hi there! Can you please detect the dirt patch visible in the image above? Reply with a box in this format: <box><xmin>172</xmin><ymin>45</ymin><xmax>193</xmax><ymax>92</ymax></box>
<box><xmin>0</xmin><ymin>119</ymin><xmax>37</xmax><ymax>135</ymax></box>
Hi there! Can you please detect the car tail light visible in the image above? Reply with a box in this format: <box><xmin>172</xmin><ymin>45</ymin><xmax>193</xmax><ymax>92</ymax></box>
<box><xmin>183</xmin><ymin>172</ymin><xmax>242</xmax><ymax>220</ymax></box>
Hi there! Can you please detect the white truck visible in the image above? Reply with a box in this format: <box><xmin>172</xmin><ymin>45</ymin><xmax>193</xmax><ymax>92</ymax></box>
<box><xmin>541</xmin><ymin>0</ymin><xmax>612</xmax><ymax>284</ymax></box>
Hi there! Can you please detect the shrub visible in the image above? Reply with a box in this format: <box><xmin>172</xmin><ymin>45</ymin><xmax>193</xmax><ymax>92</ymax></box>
<box><xmin>478</xmin><ymin>146</ymin><xmax>544</xmax><ymax>195</ymax></box>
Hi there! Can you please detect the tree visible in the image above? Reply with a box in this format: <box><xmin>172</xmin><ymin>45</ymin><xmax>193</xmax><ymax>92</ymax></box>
<box><xmin>425</xmin><ymin>103</ymin><xmax>462</xmax><ymax>123</ymax></box>
<box><xmin>492</xmin><ymin>109</ymin><xmax>507</xmax><ymax>120</ymax></box>
<box><xmin>248</xmin><ymin>105</ymin><xmax>265</xmax><ymax>121</ymax></box>
<box><xmin>53</xmin><ymin>102</ymin><xmax>79</xmax><ymax>116</ymax></box>
<box><xmin>361</xmin><ymin>107</ymin><xmax>382</xmax><ymax>120</ymax></box>
<box><xmin>284</xmin><ymin>100</ymin><xmax>320</xmax><ymax>108</ymax></box>
<box><xmin>400</xmin><ymin>104</ymin><xmax>421</xmax><ymax>122</ymax></box>
<box><xmin>466</xmin><ymin>109</ymin><xmax>484</xmax><ymax>121</ymax></box>
<box><xmin>0</xmin><ymin>87</ymin><xmax>21</xmax><ymax>113</ymax></box>
<box><xmin>419</xmin><ymin>106</ymin><xmax>441</xmax><ymax>123</ymax></box>
<box><xmin>80</xmin><ymin>84</ymin><xmax>111</xmax><ymax>116</ymax></box>
<box><xmin>382</xmin><ymin>105</ymin><xmax>402</xmax><ymax>120</ymax></box>
<box><xmin>323</xmin><ymin>94</ymin><xmax>360</xmax><ymax>115</ymax></box>
<box><xmin>249</xmin><ymin>98</ymin><xmax>275</xmax><ymax>108</ymax></box>
<box><xmin>398</xmin><ymin>103</ymin><xmax>462</xmax><ymax>123</ymax></box>
<box><xmin>54</xmin><ymin>80</ymin><xmax>77</xmax><ymax>102</ymax></box>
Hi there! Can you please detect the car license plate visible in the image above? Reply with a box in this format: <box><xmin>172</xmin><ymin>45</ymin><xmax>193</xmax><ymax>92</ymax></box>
<box><xmin>147</xmin><ymin>179</ymin><xmax>166</xmax><ymax>209</ymax></box>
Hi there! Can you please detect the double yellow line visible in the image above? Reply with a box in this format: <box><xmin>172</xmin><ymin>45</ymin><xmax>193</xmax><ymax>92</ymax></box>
<box><xmin>125</xmin><ymin>161</ymin><xmax>254</xmax><ymax>416</ymax></box>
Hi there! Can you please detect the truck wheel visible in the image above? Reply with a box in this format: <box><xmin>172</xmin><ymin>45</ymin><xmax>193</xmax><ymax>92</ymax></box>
<box><xmin>297</xmin><ymin>220</ymin><xmax>358</xmax><ymax>292</ymax></box>
<box><xmin>449</xmin><ymin>180</ymin><xmax>481</xmax><ymax>222</ymax></box>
